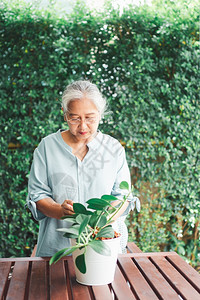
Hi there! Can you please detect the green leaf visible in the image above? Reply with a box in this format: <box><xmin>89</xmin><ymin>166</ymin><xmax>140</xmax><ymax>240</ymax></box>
<box><xmin>75</xmin><ymin>253</ymin><xmax>86</xmax><ymax>274</ymax></box>
<box><xmin>50</xmin><ymin>246</ymin><xmax>78</xmax><ymax>265</ymax></box>
<box><xmin>89</xmin><ymin>240</ymin><xmax>111</xmax><ymax>256</ymax></box>
<box><xmin>101</xmin><ymin>195</ymin><xmax>118</xmax><ymax>201</ymax></box>
<box><xmin>57</xmin><ymin>227</ymin><xmax>79</xmax><ymax>235</ymax></box>
<box><xmin>177</xmin><ymin>245</ymin><xmax>186</xmax><ymax>256</ymax></box>
<box><xmin>79</xmin><ymin>216</ymin><xmax>90</xmax><ymax>235</ymax></box>
<box><xmin>87</xmin><ymin>198</ymin><xmax>112</xmax><ymax>210</ymax></box>
<box><xmin>97</xmin><ymin>215</ymin><xmax>107</xmax><ymax>227</ymax></box>
<box><xmin>76</xmin><ymin>214</ymin><xmax>87</xmax><ymax>224</ymax></box>
<box><xmin>96</xmin><ymin>226</ymin><xmax>114</xmax><ymax>238</ymax></box>
<box><xmin>119</xmin><ymin>181</ymin><xmax>129</xmax><ymax>190</ymax></box>
<box><xmin>73</xmin><ymin>203</ymin><xmax>92</xmax><ymax>215</ymax></box>
<box><xmin>49</xmin><ymin>248</ymin><xmax>68</xmax><ymax>265</ymax></box>
<box><xmin>62</xmin><ymin>218</ymin><xmax>77</xmax><ymax>224</ymax></box>
<box><xmin>61</xmin><ymin>214</ymin><xmax>77</xmax><ymax>220</ymax></box>
<box><xmin>89</xmin><ymin>213</ymin><xmax>99</xmax><ymax>228</ymax></box>
<box><xmin>63</xmin><ymin>232</ymin><xmax>78</xmax><ymax>239</ymax></box>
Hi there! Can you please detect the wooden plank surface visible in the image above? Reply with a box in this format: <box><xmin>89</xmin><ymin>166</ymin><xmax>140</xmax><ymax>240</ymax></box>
<box><xmin>134</xmin><ymin>256</ymin><xmax>180</xmax><ymax>299</ymax></box>
<box><xmin>127</xmin><ymin>242</ymin><xmax>143</xmax><ymax>253</ymax></box>
<box><xmin>151</xmin><ymin>255</ymin><xmax>200</xmax><ymax>300</ymax></box>
<box><xmin>50</xmin><ymin>260</ymin><xmax>69</xmax><ymax>300</ymax></box>
<box><xmin>0</xmin><ymin>251</ymin><xmax>177</xmax><ymax>262</ymax></box>
<box><xmin>111</xmin><ymin>264</ymin><xmax>137</xmax><ymax>299</ymax></box>
<box><xmin>0</xmin><ymin>257</ymin><xmax>50</xmax><ymax>262</ymax></box>
<box><xmin>91</xmin><ymin>285</ymin><xmax>113</xmax><ymax>300</ymax></box>
<box><xmin>119</xmin><ymin>252</ymin><xmax>177</xmax><ymax>258</ymax></box>
<box><xmin>118</xmin><ymin>256</ymin><xmax>158</xmax><ymax>300</ymax></box>
<box><xmin>67</xmin><ymin>258</ymin><xmax>92</xmax><ymax>300</ymax></box>
<box><xmin>0</xmin><ymin>262</ymin><xmax>12</xmax><ymax>299</ymax></box>
<box><xmin>28</xmin><ymin>261</ymin><xmax>48</xmax><ymax>300</ymax></box>
<box><xmin>167</xmin><ymin>254</ymin><xmax>200</xmax><ymax>293</ymax></box>
<box><xmin>6</xmin><ymin>261</ymin><xmax>29</xmax><ymax>300</ymax></box>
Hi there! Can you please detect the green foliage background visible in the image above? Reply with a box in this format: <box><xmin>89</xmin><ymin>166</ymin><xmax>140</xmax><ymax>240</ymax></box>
<box><xmin>0</xmin><ymin>0</ymin><xmax>199</xmax><ymax>269</ymax></box>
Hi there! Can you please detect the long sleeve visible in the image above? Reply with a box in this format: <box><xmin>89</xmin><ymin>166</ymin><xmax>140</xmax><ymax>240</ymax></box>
<box><xmin>26</xmin><ymin>140</ymin><xmax>52</xmax><ymax>221</ymax></box>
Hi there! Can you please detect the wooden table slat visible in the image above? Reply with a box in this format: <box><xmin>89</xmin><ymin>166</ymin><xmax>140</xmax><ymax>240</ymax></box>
<box><xmin>111</xmin><ymin>264</ymin><xmax>137</xmax><ymax>300</ymax></box>
<box><xmin>0</xmin><ymin>262</ymin><xmax>12</xmax><ymax>299</ymax></box>
<box><xmin>67</xmin><ymin>258</ymin><xmax>92</xmax><ymax>300</ymax></box>
<box><xmin>91</xmin><ymin>285</ymin><xmax>113</xmax><ymax>300</ymax></box>
<box><xmin>6</xmin><ymin>261</ymin><xmax>29</xmax><ymax>300</ymax></box>
<box><xmin>29</xmin><ymin>261</ymin><xmax>48</xmax><ymax>300</ymax></box>
<box><xmin>119</xmin><ymin>251</ymin><xmax>177</xmax><ymax>258</ymax></box>
<box><xmin>118</xmin><ymin>256</ymin><xmax>158</xmax><ymax>300</ymax></box>
<box><xmin>127</xmin><ymin>242</ymin><xmax>143</xmax><ymax>253</ymax></box>
<box><xmin>151</xmin><ymin>255</ymin><xmax>200</xmax><ymax>300</ymax></box>
<box><xmin>50</xmin><ymin>260</ymin><xmax>69</xmax><ymax>300</ymax></box>
<box><xmin>134</xmin><ymin>256</ymin><xmax>180</xmax><ymax>300</ymax></box>
<box><xmin>0</xmin><ymin>252</ymin><xmax>176</xmax><ymax>262</ymax></box>
<box><xmin>166</xmin><ymin>254</ymin><xmax>200</xmax><ymax>293</ymax></box>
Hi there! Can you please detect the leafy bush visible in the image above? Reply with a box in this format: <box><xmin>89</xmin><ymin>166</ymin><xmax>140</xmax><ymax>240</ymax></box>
<box><xmin>0</xmin><ymin>0</ymin><xmax>199</xmax><ymax>269</ymax></box>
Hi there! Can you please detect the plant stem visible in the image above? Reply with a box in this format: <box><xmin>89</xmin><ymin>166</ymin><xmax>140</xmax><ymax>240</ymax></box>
<box><xmin>107</xmin><ymin>191</ymin><xmax>131</xmax><ymax>224</ymax></box>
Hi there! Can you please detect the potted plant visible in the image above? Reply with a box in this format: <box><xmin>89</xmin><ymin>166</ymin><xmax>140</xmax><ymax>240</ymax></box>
<box><xmin>50</xmin><ymin>181</ymin><xmax>139</xmax><ymax>285</ymax></box>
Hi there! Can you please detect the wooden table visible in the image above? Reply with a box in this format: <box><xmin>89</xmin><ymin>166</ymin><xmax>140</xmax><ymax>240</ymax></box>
<box><xmin>0</xmin><ymin>251</ymin><xmax>200</xmax><ymax>300</ymax></box>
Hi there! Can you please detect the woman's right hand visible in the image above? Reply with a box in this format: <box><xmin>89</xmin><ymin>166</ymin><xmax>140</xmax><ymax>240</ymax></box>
<box><xmin>61</xmin><ymin>199</ymin><xmax>74</xmax><ymax>216</ymax></box>
<box><xmin>36</xmin><ymin>198</ymin><xmax>74</xmax><ymax>219</ymax></box>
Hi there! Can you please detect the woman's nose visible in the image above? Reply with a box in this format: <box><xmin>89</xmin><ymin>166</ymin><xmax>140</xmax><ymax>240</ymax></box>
<box><xmin>79</xmin><ymin>119</ymin><xmax>88</xmax><ymax>128</ymax></box>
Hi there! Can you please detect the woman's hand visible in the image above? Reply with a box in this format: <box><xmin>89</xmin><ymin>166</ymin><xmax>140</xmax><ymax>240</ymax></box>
<box><xmin>36</xmin><ymin>198</ymin><xmax>74</xmax><ymax>219</ymax></box>
<box><xmin>61</xmin><ymin>199</ymin><xmax>74</xmax><ymax>216</ymax></box>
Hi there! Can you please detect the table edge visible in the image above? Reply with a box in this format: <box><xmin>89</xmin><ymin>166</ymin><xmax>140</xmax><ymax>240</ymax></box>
<box><xmin>0</xmin><ymin>252</ymin><xmax>178</xmax><ymax>262</ymax></box>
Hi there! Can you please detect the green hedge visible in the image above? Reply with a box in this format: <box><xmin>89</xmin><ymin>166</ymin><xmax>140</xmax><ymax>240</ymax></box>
<box><xmin>0</xmin><ymin>1</ymin><xmax>199</xmax><ymax>269</ymax></box>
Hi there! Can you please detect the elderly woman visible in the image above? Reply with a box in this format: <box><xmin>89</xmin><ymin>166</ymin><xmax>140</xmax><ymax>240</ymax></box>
<box><xmin>27</xmin><ymin>80</ymin><xmax>140</xmax><ymax>257</ymax></box>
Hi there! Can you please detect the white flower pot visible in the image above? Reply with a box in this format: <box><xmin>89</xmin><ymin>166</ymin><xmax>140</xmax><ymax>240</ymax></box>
<box><xmin>71</xmin><ymin>237</ymin><xmax>121</xmax><ymax>285</ymax></box>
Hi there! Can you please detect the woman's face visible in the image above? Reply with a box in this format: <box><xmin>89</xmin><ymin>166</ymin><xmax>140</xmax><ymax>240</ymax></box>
<box><xmin>66</xmin><ymin>97</ymin><xmax>100</xmax><ymax>142</ymax></box>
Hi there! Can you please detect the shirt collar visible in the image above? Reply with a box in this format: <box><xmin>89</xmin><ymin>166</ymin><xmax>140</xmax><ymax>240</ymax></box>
<box><xmin>87</xmin><ymin>130</ymin><xmax>103</xmax><ymax>150</ymax></box>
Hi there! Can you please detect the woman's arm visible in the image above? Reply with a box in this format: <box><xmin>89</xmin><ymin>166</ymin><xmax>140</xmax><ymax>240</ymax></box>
<box><xmin>36</xmin><ymin>198</ymin><xmax>74</xmax><ymax>219</ymax></box>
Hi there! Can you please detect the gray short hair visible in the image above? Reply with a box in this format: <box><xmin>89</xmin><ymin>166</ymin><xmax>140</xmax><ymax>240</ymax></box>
<box><xmin>62</xmin><ymin>80</ymin><xmax>107</xmax><ymax>116</ymax></box>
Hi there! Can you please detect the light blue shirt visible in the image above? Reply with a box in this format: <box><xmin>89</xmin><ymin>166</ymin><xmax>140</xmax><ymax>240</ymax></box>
<box><xmin>26</xmin><ymin>129</ymin><xmax>140</xmax><ymax>256</ymax></box>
